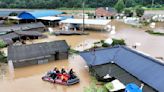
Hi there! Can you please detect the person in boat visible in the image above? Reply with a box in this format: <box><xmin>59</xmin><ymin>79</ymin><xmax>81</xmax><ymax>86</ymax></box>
<box><xmin>69</xmin><ymin>68</ymin><xmax>76</xmax><ymax>79</ymax></box>
<box><xmin>61</xmin><ymin>68</ymin><xmax>66</xmax><ymax>74</ymax></box>
<box><xmin>50</xmin><ymin>67</ymin><xmax>59</xmax><ymax>79</ymax></box>
<box><xmin>60</xmin><ymin>68</ymin><xmax>70</xmax><ymax>82</ymax></box>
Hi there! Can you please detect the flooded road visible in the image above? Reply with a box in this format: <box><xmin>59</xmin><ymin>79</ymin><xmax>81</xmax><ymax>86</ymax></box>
<box><xmin>0</xmin><ymin>20</ymin><xmax>164</xmax><ymax>92</ymax></box>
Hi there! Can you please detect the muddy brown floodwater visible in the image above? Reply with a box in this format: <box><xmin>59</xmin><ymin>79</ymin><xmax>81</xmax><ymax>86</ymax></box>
<box><xmin>0</xmin><ymin>20</ymin><xmax>164</xmax><ymax>92</ymax></box>
<box><xmin>0</xmin><ymin>31</ymin><xmax>108</xmax><ymax>92</ymax></box>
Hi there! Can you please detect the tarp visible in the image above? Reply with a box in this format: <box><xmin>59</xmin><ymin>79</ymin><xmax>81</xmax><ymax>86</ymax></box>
<box><xmin>60</xmin><ymin>19</ymin><xmax>110</xmax><ymax>25</ymax></box>
<box><xmin>125</xmin><ymin>83</ymin><xmax>142</xmax><ymax>92</ymax></box>
<box><xmin>105</xmin><ymin>79</ymin><xmax>125</xmax><ymax>92</ymax></box>
<box><xmin>18</xmin><ymin>10</ymin><xmax>63</xmax><ymax>20</ymax></box>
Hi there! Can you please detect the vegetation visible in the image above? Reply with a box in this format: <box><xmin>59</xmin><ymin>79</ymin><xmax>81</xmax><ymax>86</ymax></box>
<box><xmin>0</xmin><ymin>51</ymin><xmax>7</xmax><ymax>63</ymax></box>
<box><xmin>124</xmin><ymin>8</ymin><xmax>133</xmax><ymax>17</ymax></box>
<box><xmin>0</xmin><ymin>0</ymin><xmax>163</xmax><ymax>9</ymax></box>
<box><xmin>135</xmin><ymin>6</ymin><xmax>145</xmax><ymax>17</ymax></box>
<box><xmin>69</xmin><ymin>48</ymin><xmax>79</xmax><ymax>54</ymax></box>
<box><xmin>0</xmin><ymin>40</ymin><xmax>6</xmax><ymax>48</ymax></box>
<box><xmin>84</xmin><ymin>77</ymin><xmax>108</xmax><ymax>92</ymax></box>
<box><xmin>112</xmin><ymin>38</ymin><xmax>126</xmax><ymax>46</ymax></box>
<box><xmin>114</xmin><ymin>0</ymin><xmax>126</xmax><ymax>13</ymax></box>
<box><xmin>93</xmin><ymin>39</ymin><xmax>126</xmax><ymax>49</ymax></box>
<box><xmin>146</xmin><ymin>30</ymin><xmax>164</xmax><ymax>36</ymax></box>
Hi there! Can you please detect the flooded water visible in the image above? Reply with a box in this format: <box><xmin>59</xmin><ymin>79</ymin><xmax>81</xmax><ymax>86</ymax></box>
<box><xmin>0</xmin><ymin>20</ymin><xmax>164</xmax><ymax>92</ymax></box>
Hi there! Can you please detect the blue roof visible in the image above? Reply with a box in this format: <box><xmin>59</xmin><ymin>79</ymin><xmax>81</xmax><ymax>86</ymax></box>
<box><xmin>18</xmin><ymin>10</ymin><xmax>63</xmax><ymax>19</ymax></box>
<box><xmin>60</xmin><ymin>16</ymin><xmax>74</xmax><ymax>20</ymax></box>
<box><xmin>125</xmin><ymin>83</ymin><xmax>142</xmax><ymax>92</ymax></box>
<box><xmin>80</xmin><ymin>46</ymin><xmax>164</xmax><ymax>92</ymax></box>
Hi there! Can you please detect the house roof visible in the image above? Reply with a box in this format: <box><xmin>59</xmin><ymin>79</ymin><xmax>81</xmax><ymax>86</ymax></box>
<box><xmin>0</xmin><ymin>11</ymin><xmax>24</xmax><ymax>17</ymax></box>
<box><xmin>0</xmin><ymin>31</ymin><xmax>45</xmax><ymax>45</ymax></box>
<box><xmin>14</xmin><ymin>31</ymin><xmax>45</xmax><ymax>37</ymax></box>
<box><xmin>95</xmin><ymin>7</ymin><xmax>117</xmax><ymax>17</ymax></box>
<box><xmin>8</xmin><ymin>40</ymin><xmax>69</xmax><ymax>62</ymax></box>
<box><xmin>0</xmin><ymin>11</ymin><xmax>12</xmax><ymax>17</ymax></box>
<box><xmin>18</xmin><ymin>10</ymin><xmax>63</xmax><ymax>20</ymax></box>
<box><xmin>0</xmin><ymin>32</ymin><xmax>19</xmax><ymax>43</ymax></box>
<box><xmin>60</xmin><ymin>19</ymin><xmax>110</xmax><ymax>25</ymax></box>
<box><xmin>80</xmin><ymin>46</ymin><xmax>164</xmax><ymax>92</ymax></box>
<box><xmin>0</xmin><ymin>22</ymin><xmax>45</xmax><ymax>33</ymax></box>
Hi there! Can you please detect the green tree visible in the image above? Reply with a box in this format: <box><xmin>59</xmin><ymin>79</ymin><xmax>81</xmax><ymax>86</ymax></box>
<box><xmin>0</xmin><ymin>40</ymin><xmax>6</xmax><ymax>48</ymax></box>
<box><xmin>124</xmin><ymin>8</ymin><xmax>133</xmax><ymax>17</ymax></box>
<box><xmin>135</xmin><ymin>6</ymin><xmax>144</xmax><ymax>17</ymax></box>
<box><xmin>124</xmin><ymin>0</ymin><xmax>136</xmax><ymax>7</ymax></box>
<box><xmin>114</xmin><ymin>0</ymin><xmax>125</xmax><ymax>13</ymax></box>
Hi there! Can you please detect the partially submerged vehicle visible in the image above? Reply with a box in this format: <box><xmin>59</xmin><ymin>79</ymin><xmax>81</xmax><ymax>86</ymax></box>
<box><xmin>42</xmin><ymin>70</ymin><xmax>80</xmax><ymax>86</ymax></box>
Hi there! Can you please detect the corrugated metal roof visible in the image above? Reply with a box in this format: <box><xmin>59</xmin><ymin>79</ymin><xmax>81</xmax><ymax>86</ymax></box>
<box><xmin>8</xmin><ymin>40</ymin><xmax>69</xmax><ymax>61</ymax></box>
<box><xmin>18</xmin><ymin>10</ymin><xmax>63</xmax><ymax>19</ymax></box>
<box><xmin>0</xmin><ymin>22</ymin><xmax>45</xmax><ymax>33</ymax></box>
<box><xmin>0</xmin><ymin>11</ymin><xmax>24</xmax><ymax>17</ymax></box>
<box><xmin>14</xmin><ymin>31</ymin><xmax>45</xmax><ymax>37</ymax></box>
<box><xmin>0</xmin><ymin>11</ymin><xmax>11</xmax><ymax>17</ymax></box>
<box><xmin>80</xmin><ymin>46</ymin><xmax>164</xmax><ymax>92</ymax></box>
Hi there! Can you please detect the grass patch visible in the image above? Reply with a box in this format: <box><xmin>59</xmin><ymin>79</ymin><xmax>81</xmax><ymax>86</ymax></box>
<box><xmin>69</xmin><ymin>48</ymin><xmax>79</xmax><ymax>54</ymax></box>
<box><xmin>84</xmin><ymin>77</ymin><xmax>108</xmax><ymax>92</ymax></box>
<box><xmin>146</xmin><ymin>30</ymin><xmax>164</xmax><ymax>36</ymax></box>
<box><xmin>0</xmin><ymin>40</ymin><xmax>6</xmax><ymax>48</ymax></box>
<box><xmin>145</xmin><ymin>7</ymin><xmax>164</xmax><ymax>10</ymax></box>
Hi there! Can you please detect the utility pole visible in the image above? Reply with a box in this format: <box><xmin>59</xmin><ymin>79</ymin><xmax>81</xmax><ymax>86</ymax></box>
<box><xmin>151</xmin><ymin>0</ymin><xmax>154</xmax><ymax>9</ymax></box>
<box><xmin>82</xmin><ymin>0</ymin><xmax>85</xmax><ymax>32</ymax></box>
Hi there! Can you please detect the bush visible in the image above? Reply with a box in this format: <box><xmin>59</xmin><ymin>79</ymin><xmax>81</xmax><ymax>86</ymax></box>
<box><xmin>69</xmin><ymin>49</ymin><xmax>79</xmax><ymax>54</ymax></box>
<box><xmin>124</xmin><ymin>8</ymin><xmax>133</xmax><ymax>17</ymax></box>
<box><xmin>0</xmin><ymin>40</ymin><xmax>6</xmax><ymax>48</ymax></box>
<box><xmin>102</xmin><ymin>43</ymin><xmax>109</xmax><ymax>47</ymax></box>
<box><xmin>135</xmin><ymin>6</ymin><xmax>144</xmax><ymax>17</ymax></box>
<box><xmin>100</xmin><ymin>40</ymin><xmax>104</xmax><ymax>43</ymax></box>
<box><xmin>0</xmin><ymin>51</ymin><xmax>7</xmax><ymax>63</ymax></box>
<box><xmin>146</xmin><ymin>30</ymin><xmax>164</xmax><ymax>36</ymax></box>
<box><xmin>86</xmin><ymin>12</ymin><xmax>94</xmax><ymax>16</ymax></box>
<box><xmin>112</xmin><ymin>38</ymin><xmax>126</xmax><ymax>46</ymax></box>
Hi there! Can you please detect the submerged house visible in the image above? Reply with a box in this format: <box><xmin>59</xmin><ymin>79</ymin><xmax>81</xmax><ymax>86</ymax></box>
<box><xmin>80</xmin><ymin>46</ymin><xmax>164</xmax><ymax>92</ymax></box>
<box><xmin>0</xmin><ymin>22</ymin><xmax>46</xmax><ymax>45</ymax></box>
<box><xmin>0</xmin><ymin>22</ymin><xmax>46</xmax><ymax>33</ymax></box>
<box><xmin>0</xmin><ymin>31</ymin><xmax>46</xmax><ymax>45</ymax></box>
<box><xmin>8</xmin><ymin>40</ymin><xmax>69</xmax><ymax>68</ymax></box>
<box><xmin>95</xmin><ymin>7</ymin><xmax>117</xmax><ymax>19</ymax></box>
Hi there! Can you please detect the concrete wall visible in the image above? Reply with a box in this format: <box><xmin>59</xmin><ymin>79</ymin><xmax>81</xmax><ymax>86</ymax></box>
<box><xmin>12</xmin><ymin>52</ymin><xmax>68</xmax><ymax>68</ymax></box>
<box><xmin>13</xmin><ymin>56</ymin><xmax>52</xmax><ymax>68</ymax></box>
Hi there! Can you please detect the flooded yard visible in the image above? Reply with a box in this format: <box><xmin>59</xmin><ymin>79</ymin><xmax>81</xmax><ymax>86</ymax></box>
<box><xmin>0</xmin><ymin>20</ymin><xmax>164</xmax><ymax>92</ymax></box>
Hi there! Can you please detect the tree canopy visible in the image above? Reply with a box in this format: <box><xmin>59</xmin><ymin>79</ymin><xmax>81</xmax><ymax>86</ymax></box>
<box><xmin>114</xmin><ymin>0</ymin><xmax>126</xmax><ymax>13</ymax></box>
<box><xmin>0</xmin><ymin>0</ymin><xmax>163</xmax><ymax>9</ymax></box>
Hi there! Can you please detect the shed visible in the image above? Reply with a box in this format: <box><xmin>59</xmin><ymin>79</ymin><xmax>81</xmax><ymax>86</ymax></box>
<box><xmin>18</xmin><ymin>10</ymin><xmax>63</xmax><ymax>20</ymax></box>
<box><xmin>0</xmin><ymin>22</ymin><xmax>46</xmax><ymax>33</ymax></box>
<box><xmin>0</xmin><ymin>31</ymin><xmax>46</xmax><ymax>45</ymax></box>
<box><xmin>8</xmin><ymin>40</ymin><xmax>69</xmax><ymax>68</ymax></box>
<box><xmin>80</xmin><ymin>46</ymin><xmax>164</xmax><ymax>92</ymax></box>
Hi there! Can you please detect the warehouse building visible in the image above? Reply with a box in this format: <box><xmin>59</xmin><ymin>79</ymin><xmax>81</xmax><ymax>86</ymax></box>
<box><xmin>80</xmin><ymin>46</ymin><xmax>164</xmax><ymax>92</ymax></box>
<box><xmin>8</xmin><ymin>40</ymin><xmax>69</xmax><ymax>68</ymax></box>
